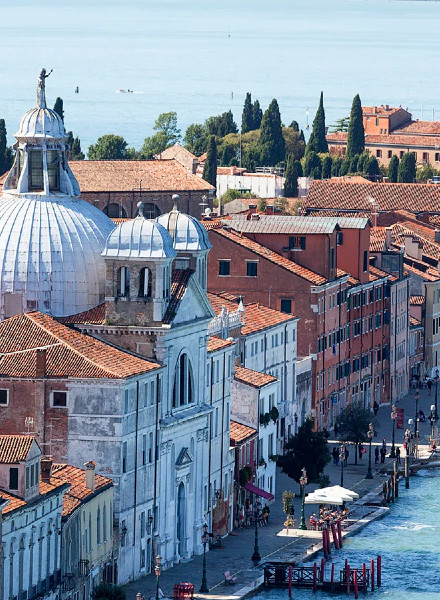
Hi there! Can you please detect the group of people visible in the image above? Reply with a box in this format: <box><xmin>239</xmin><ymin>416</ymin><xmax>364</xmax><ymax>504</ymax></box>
<box><xmin>331</xmin><ymin>445</ymin><xmax>349</xmax><ymax>466</ymax></box>
<box><xmin>309</xmin><ymin>506</ymin><xmax>350</xmax><ymax>530</ymax></box>
<box><xmin>236</xmin><ymin>502</ymin><xmax>270</xmax><ymax>528</ymax></box>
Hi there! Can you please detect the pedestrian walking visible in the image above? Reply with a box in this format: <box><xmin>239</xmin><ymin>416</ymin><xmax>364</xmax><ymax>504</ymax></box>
<box><xmin>358</xmin><ymin>443</ymin><xmax>365</xmax><ymax>460</ymax></box>
<box><xmin>334</xmin><ymin>422</ymin><xmax>339</xmax><ymax>436</ymax></box>
<box><xmin>373</xmin><ymin>400</ymin><xmax>379</xmax><ymax>416</ymax></box>
<box><xmin>382</xmin><ymin>438</ymin><xmax>387</xmax><ymax>453</ymax></box>
<box><xmin>375</xmin><ymin>446</ymin><xmax>379</xmax><ymax>464</ymax></box>
<box><xmin>344</xmin><ymin>446</ymin><xmax>349</xmax><ymax>466</ymax></box>
<box><xmin>332</xmin><ymin>446</ymin><xmax>340</xmax><ymax>465</ymax></box>
<box><xmin>396</xmin><ymin>447</ymin><xmax>401</xmax><ymax>464</ymax></box>
<box><xmin>380</xmin><ymin>446</ymin><xmax>386</xmax><ymax>464</ymax></box>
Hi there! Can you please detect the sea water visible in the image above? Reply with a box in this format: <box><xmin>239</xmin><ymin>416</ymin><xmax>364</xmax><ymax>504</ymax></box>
<box><xmin>1</xmin><ymin>0</ymin><xmax>440</xmax><ymax>150</ymax></box>
<box><xmin>256</xmin><ymin>469</ymin><xmax>440</xmax><ymax>600</ymax></box>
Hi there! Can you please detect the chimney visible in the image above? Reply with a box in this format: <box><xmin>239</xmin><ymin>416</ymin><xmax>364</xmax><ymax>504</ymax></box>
<box><xmin>40</xmin><ymin>456</ymin><xmax>53</xmax><ymax>483</ymax></box>
<box><xmin>385</xmin><ymin>227</ymin><xmax>393</xmax><ymax>250</ymax></box>
<box><xmin>247</xmin><ymin>204</ymin><xmax>257</xmax><ymax>218</ymax></box>
<box><xmin>266</xmin><ymin>204</ymin><xmax>274</xmax><ymax>215</ymax></box>
<box><xmin>36</xmin><ymin>349</ymin><xmax>46</xmax><ymax>378</ymax></box>
<box><xmin>435</xmin><ymin>230</ymin><xmax>440</xmax><ymax>244</ymax></box>
<box><xmin>84</xmin><ymin>461</ymin><xmax>96</xmax><ymax>492</ymax></box>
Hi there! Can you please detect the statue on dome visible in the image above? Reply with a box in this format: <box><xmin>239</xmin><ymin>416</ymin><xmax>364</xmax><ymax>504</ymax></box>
<box><xmin>37</xmin><ymin>68</ymin><xmax>53</xmax><ymax>108</ymax></box>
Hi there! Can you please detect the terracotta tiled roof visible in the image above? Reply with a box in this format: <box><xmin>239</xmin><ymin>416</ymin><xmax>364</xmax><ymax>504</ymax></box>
<box><xmin>0</xmin><ymin>312</ymin><xmax>161</xmax><ymax>379</ymax></box>
<box><xmin>410</xmin><ymin>295</ymin><xmax>425</xmax><ymax>305</ymax></box>
<box><xmin>403</xmin><ymin>262</ymin><xmax>440</xmax><ymax>282</ymax></box>
<box><xmin>208</xmin><ymin>292</ymin><xmax>241</xmax><ymax>315</ymax></box>
<box><xmin>230</xmin><ymin>420</ymin><xmax>257</xmax><ymax>445</ymax></box>
<box><xmin>363</xmin><ymin>105</ymin><xmax>403</xmax><ymax>117</ymax></box>
<box><xmin>369</xmin><ymin>227</ymin><xmax>387</xmax><ymax>252</ymax></box>
<box><xmin>0</xmin><ymin>435</ymin><xmax>36</xmax><ymax>463</ymax></box>
<box><xmin>163</xmin><ymin>269</ymin><xmax>194</xmax><ymax>324</ymax></box>
<box><xmin>241</xmin><ymin>303</ymin><xmax>297</xmax><ymax>335</ymax></box>
<box><xmin>327</xmin><ymin>127</ymin><xmax>440</xmax><ymax>149</ymax></box>
<box><xmin>212</xmin><ymin>228</ymin><xmax>327</xmax><ymax>286</ymax></box>
<box><xmin>234</xmin><ymin>366</ymin><xmax>277</xmax><ymax>388</ymax></box>
<box><xmin>307</xmin><ymin>180</ymin><xmax>440</xmax><ymax>214</ymax></box>
<box><xmin>207</xmin><ymin>337</ymin><xmax>235</xmax><ymax>353</ymax></box>
<box><xmin>51</xmin><ymin>463</ymin><xmax>113</xmax><ymax>518</ymax></box>
<box><xmin>389</xmin><ymin>222</ymin><xmax>440</xmax><ymax>262</ymax></box>
<box><xmin>410</xmin><ymin>316</ymin><xmax>422</xmax><ymax>327</ymax></box>
<box><xmin>201</xmin><ymin>218</ymin><xmax>229</xmax><ymax>230</ymax></box>
<box><xmin>69</xmin><ymin>160</ymin><xmax>214</xmax><ymax>192</ymax></box>
<box><xmin>58</xmin><ymin>304</ymin><xmax>106</xmax><ymax>325</ymax></box>
<box><xmin>217</xmin><ymin>166</ymin><xmax>247</xmax><ymax>176</ymax></box>
<box><xmin>369</xmin><ymin>264</ymin><xmax>397</xmax><ymax>282</ymax></box>
<box><xmin>155</xmin><ymin>143</ymin><xmax>197</xmax><ymax>161</ymax></box>
<box><xmin>1</xmin><ymin>477</ymin><xmax>70</xmax><ymax>516</ymax></box>
<box><xmin>394</xmin><ymin>120</ymin><xmax>440</xmax><ymax>135</ymax></box>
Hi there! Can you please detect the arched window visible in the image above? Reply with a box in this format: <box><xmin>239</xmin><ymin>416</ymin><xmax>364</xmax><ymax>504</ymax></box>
<box><xmin>47</xmin><ymin>150</ymin><xmax>60</xmax><ymax>191</ymax></box>
<box><xmin>139</xmin><ymin>267</ymin><xmax>152</xmax><ymax>298</ymax></box>
<box><xmin>117</xmin><ymin>266</ymin><xmax>130</xmax><ymax>297</ymax></box>
<box><xmin>97</xmin><ymin>506</ymin><xmax>101</xmax><ymax>545</ymax></box>
<box><xmin>135</xmin><ymin>203</ymin><xmax>161</xmax><ymax>219</ymax></box>
<box><xmin>172</xmin><ymin>353</ymin><xmax>194</xmax><ymax>408</ymax></box>
<box><xmin>29</xmin><ymin>150</ymin><xmax>43</xmax><ymax>190</ymax></box>
<box><xmin>104</xmin><ymin>203</ymin><xmax>127</xmax><ymax>218</ymax></box>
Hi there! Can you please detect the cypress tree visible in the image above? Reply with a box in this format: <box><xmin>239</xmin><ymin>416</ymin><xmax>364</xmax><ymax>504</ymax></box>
<box><xmin>53</xmin><ymin>97</ymin><xmax>64</xmax><ymax>122</ymax></box>
<box><xmin>331</xmin><ymin>156</ymin><xmax>343</xmax><ymax>177</ymax></box>
<box><xmin>388</xmin><ymin>155</ymin><xmax>399</xmax><ymax>182</ymax></box>
<box><xmin>258</xmin><ymin>99</ymin><xmax>286</xmax><ymax>166</ymax></box>
<box><xmin>252</xmin><ymin>100</ymin><xmax>263</xmax><ymax>129</ymax></box>
<box><xmin>303</xmin><ymin>152</ymin><xmax>322</xmax><ymax>178</ymax></box>
<box><xmin>321</xmin><ymin>155</ymin><xmax>332</xmax><ymax>179</ymax></box>
<box><xmin>71</xmin><ymin>137</ymin><xmax>85</xmax><ymax>160</ymax></box>
<box><xmin>284</xmin><ymin>154</ymin><xmax>299</xmax><ymax>197</ymax></box>
<box><xmin>357</xmin><ymin>152</ymin><xmax>369</xmax><ymax>173</ymax></box>
<box><xmin>346</xmin><ymin>94</ymin><xmax>364</xmax><ymax>159</ymax></box>
<box><xmin>290</xmin><ymin>120</ymin><xmax>300</xmax><ymax>132</ymax></box>
<box><xmin>349</xmin><ymin>154</ymin><xmax>359</xmax><ymax>174</ymax></box>
<box><xmin>339</xmin><ymin>159</ymin><xmax>350</xmax><ymax>176</ymax></box>
<box><xmin>306</xmin><ymin>92</ymin><xmax>328</xmax><ymax>155</ymax></box>
<box><xmin>298</xmin><ymin>129</ymin><xmax>306</xmax><ymax>144</ymax></box>
<box><xmin>0</xmin><ymin>119</ymin><xmax>8</xmax><ymax>175</ymax></box>
<box><xmin>397</xmin><ymin>152</ymin><xmax>416</xmax><ymax>183</ymax></box>
<box><xmin>203</xmin><ymin>135</ymin><xmax>217</xmax><ymax>188</ymax></box>
<box><xmin>242</xmin><ymin>93</ymin><xmax>254</xmax><ymax>134</ymax></box>
<box><xmin>365</xmin><ymin>155</ymin><xmax>381</xmax><ymax>180</ymax></box>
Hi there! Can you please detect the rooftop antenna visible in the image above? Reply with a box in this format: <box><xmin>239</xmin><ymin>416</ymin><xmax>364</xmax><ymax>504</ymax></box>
<box><xmin>24</xmin><ymin>416</ymin><xmax>34</xmax><ymax>435</ymax></box>
<box><xmin>199</xmin><ymin>194</ymin><xmax>209</xmax><ymax>218</ymax></box>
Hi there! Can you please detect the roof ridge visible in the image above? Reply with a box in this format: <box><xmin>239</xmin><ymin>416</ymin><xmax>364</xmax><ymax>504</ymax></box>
<box><xmin>0</xmin><ymin>342</ymin><xmax>62</xmax><ymax>357</ymax></box>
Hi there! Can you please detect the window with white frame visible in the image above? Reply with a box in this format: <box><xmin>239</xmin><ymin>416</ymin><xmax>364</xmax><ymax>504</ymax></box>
<box><xmin>0</xmin><ymin>389</ymin><xmax>9</xmax><ymax>406</ymax></box>
<box><xmin>52</xmin><ymin>391</ymin><xmax>67</xmax><ymax>407</ymax></box>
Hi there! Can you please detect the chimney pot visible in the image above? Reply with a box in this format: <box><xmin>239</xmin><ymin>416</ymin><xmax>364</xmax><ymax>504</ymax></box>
<box><xmin>36</xmin><ymin>349</ymin><xmax>47</xmax><ymax>378</ymax></box>
<box><xmin>84</xmin><ymin>461</ymin><xmax>96</xmax><ymax>492</ymax></box>
<box><xmin>40</xmin><ymin>456</ymin><xmax>53</xmax><ymax>483</ymax></box>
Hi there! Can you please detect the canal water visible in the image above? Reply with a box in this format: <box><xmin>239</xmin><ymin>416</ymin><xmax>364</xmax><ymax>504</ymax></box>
<box><xmin>258</xmin><ymin>469</ymin><xmax>440</xmax><ymax>600</ymax></box>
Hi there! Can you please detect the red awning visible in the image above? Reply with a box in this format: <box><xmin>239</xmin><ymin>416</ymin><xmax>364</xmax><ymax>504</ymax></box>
<box><xmin>244</xmin><ymin>482</ymin><xmax>274</xmax><ymax>501</ymax></box>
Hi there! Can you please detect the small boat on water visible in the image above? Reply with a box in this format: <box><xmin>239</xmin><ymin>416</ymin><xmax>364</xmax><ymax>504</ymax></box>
<box><xmin>116</xmin><ymin>88</ymin><xmax>134</xmax><ymax>94</ymax></box>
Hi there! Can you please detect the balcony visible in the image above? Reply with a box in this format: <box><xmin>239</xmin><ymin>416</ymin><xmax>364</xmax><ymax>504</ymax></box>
<box><xmin>62</xmin><ymin>573</ymin><xmax>75</xmax><ymax>592</ymax></box>
<box><xmin>79</xmin><ymin>559</ymin><xmax>90</xmax><ymax>577</ymax></box>
<box><xmin>208</xmin><ymin>306</ymin><xmax>243</xmax><ymax>336</ymax></box>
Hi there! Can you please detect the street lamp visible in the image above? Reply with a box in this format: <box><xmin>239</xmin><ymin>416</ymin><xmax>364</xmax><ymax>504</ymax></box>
<box><xmin>430</xmin><ymin>404</ymin><xmax>436</xmax><ymax>440</ymax></box>
<box><xmin>294</xmin><ymin>412</ymin><xmax>298</xmax><ymax>435</ymax></box>
<box><xmin>435</xmin><ymin>370</ymin><xmax>439</xmax><ymax>420</ymax></box>
<box><xmin>366</xmin><ymin>423</ymin><xmax>374</xmax><ymax>479</ymax></box>
<box><xmin>414</xmin><ymin>388</ymin><xmax>420</xmax><ymax>440</ymax></box>
<box><xmin>154</xmin><ymin>555</ymin><xmax>162</xmax><ymax>600</ymax></box>
<box><xmin>408</xmin><ymin>418</ymin><xmax>414</xmax><ymax>457</ymax></box>
<box><xmin>340</xmin><ymin>445</ymin><xmax>345</xmax><ymax>487</ymax></box>
<box><xmin>390</xmin><ymin>404</ymin><xmax>397</xmax><ymax>458</ymax></box>
<box><xmin>251</xmin><ymin>500</ymin><xmax>262</xmax><ymax>563</ymax></box>
<box><xmin>299</xmin><ymin>468</ymin><xmax>308</xmax><ymax>530</ymax></box>
<box><xmin>199</xmin><ymin>523</ymin><xmax>209</xmax><ymax>593</ymax></box>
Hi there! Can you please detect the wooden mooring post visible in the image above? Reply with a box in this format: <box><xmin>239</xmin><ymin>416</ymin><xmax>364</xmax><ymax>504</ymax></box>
<box><xmin>405</xmin><ymin>454</ymin><xmax>410</xmax><ymax>488</ymax></box>
<box><xmin>377</xmin><ymin>555</ymin><xmax>382</xmax><ymax>587</ymax></box>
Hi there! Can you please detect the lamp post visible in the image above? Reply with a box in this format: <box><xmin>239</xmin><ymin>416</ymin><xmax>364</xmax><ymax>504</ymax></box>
<box><xmin>366</xmin><ymin>423</ymin><xmax>374</xmax><ymax>479</ymax></box>
<box><xmin>251</xmin><ymin>500</ymin><xmax>262</xmax><ymax>563</ymax></box>
<box><xmin>299</xmin><ymin>468</ymin><xmax>308</xmax><ymax>530</ymax></box>
<box><xmin>294</xmin><ymin>412</ymin><xmax>298</xmax><ymax>435</ymax></box>
<box><xmin>435</xmin><ymin>369</ymin><xmax>439</xmax><ymax>420</ymax></box>
<box><xmin>340</xmin><ymin>445</ymin><xmax>345</xmax><ymax>487</ymax></box>
<box><xmin>390</xmin><ymin>404</ymin><xmax>397</xmax><ymax>458</ymax></box>
<box><xmin>414</xmin><ymin>388</ymin><xmax>420</xmax><ymax>440</ymax></box>
<box><xmin>408</xmin><ymin>418</ymin><xmax>414</xmax><ymax>458</ymax></box>
<box><xmin>199</xmin><ymin>523</ymin><xmax>209</xmax><ymax>593</ymax></box>
<box><xmin>430</xmin><ymin>404</ymin><xmax>436</xmax><ymax>440</ymax></box>
<box><xmin>154</xmin><ymin>555</ymin><xmax>162</xmax><ymax>600</ymax></box>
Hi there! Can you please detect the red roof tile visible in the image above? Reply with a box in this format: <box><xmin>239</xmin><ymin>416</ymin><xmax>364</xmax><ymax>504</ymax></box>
<box><xmin>403</xmin><ymin>262</ymin><xmax>440</xmax><ymax>282</ymax></box>
<box><xmin>58</xmin><ymin>304</ymin><xmax>106</xmax><ymax>325</ymax></box>
<box><xmin>69</xmin><ymin>160</ymin><xmax>214</xmax><ymax>193</ymax></box>
<box><xmin>1</xmin><ymin>477</ymin><xmax>69</xmax><ymax>515</ymax></box>
<box><xmin>0</xmin><ymin>435</ymin><xmax>36</xmax><ymax>463</ymax></box>
<box><xmin>410</xmin><ymin>295</ymin><xmax>425</xmax><ymax>305</ymax></box>
<box><xmin>369</xmin><ymin>265</ymin><xmax>397</xmax><ymax>282</ymax></box>
<box><xmin>234</xmin><ymin>366</ymin><xmax>277</xmax><ymax>388</ymax></box>
<box><xmin>410</xmin><ymin>316</ymin><xmax>422</xmax><ymax>326</ymax></box>
<box><xmin>0</xmin><ymin>312</ymin><xmax>161</xmax><ymax>379</ymax></box>
<box><xmin>208</xmin><ymin>292</ymin><xmax>241</xmax><ymax>315</ymax></box>
<box><xmin>207</xmin><ymin>337</ymin><xmax>235</xmax><ymax>353</ymax></box>
<box><xmin>241</xmin><ymin>303</ymin><xmax>297</xmax><ymax>335</ymax></box>
<box><xmin>51</xmin><ymin>463</ymin><xmax>113</xmax><ymax>518</ymax></box>
<box><xmin>230</xmin><ymin>420</ymin><xmax>257</xmax><ymax>444</ymax></box>
<box><xmin>211</xmin><ymin>228</ymin><xmax>327</xmax><ymax>286</ymax></box>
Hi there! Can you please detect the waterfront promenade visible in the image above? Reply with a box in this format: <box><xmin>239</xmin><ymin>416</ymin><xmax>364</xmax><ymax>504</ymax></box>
<box><xmin>123</xmin><ymin>387</ymin><xmax>435</xmax><ymax>600</ymax></box>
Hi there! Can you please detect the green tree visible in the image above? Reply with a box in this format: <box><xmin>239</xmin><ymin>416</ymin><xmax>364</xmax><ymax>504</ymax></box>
<box><xmin>220</xmin><ymin>145</ymin><xmax>236</xmax><ymax>166</ymax></box>
<box><xmin>321</xmin><ymin>155</ymin><xmax>332</xmax><ymax>179</ymax></box>
<box><xmin>357</xmin><ymin>152</ymin><xmax>369</xmax><ymax>173</ymax></box>
<box><xmin>339</xmin><ymin>159</ymin><xmax>350</xmax><ymax>176</ymax></box>
<box><xmin>71</xmin><ymin>136</ymin><xmax>85</xmax><ymax>160</ymax></box>
<box><xmin>306</xmin><ymin>92</ymin><xmax>328</xmax><ymax>155</ymax></box>
<box><xmin>284</xmin><ymin>155</ymin><xmax>296</xmax><ymax>196</ymax></box>
<box><xmin>242</xmin><ymin>142</ymin><xmax>261</xmax><ymax>172</ymax></box>
<box><xmin>0</xmin><ymin>119</ymin><xmax>10</xmax><ymax>175</ymax></box>
<box><xmin>417</xmin><ymin>164</ymin><xmax>438</xmax><ymax>183</ymax></box>
<box><xmin>141</xmin><ymin>112</ymin><xmax>181</xmax><ymax>159</ymax></box>
<box><xmin>335</xmin><ymin>404</ymin><xmax>376</xmax><ymax>465</ymax></box>
<box><xmin>303</xmin><ymin>151</ymin><xmax>321</xmax><ymax>178</ymax></box>
<box><xmin>202</xmin><ymin>135</ymin><xmax>217</xmax><ymax>187</ymax></box>
<box><xmin>258</xmin><ymin>99</ymin><xmax>286</xmax><ymax>166</ymax></box>
<box><xmin>53</xmin><ymin>97</ymin><xmax>64</xmax><ymax>122</ymax></box>
<box><xmin>365</xmin><ymin>155</ymin><xmax>381</xmax><ymax>180</ymax></box>
<box><xmin>242</xmin><ymin>92</ymin><xmax>254</xmax><ymax>134</ymax></box>
<box><xmin>91</xmin><ymin>583</ymin><xmax>125</xmax><ymax>600</ymax></box>
<box><xmin>206</xmin><ymin>110</ymin><xmax>237</xmax><ymax>137</ymax></box>
<box><xmin>346</xmin><ymin>94</ymin><xmax>365</xmax><ymax>159</ymax></box>
<box><xmin>388</xmin><ymin>155</ymin><xmax>399</xmax><ymax>182</ymax></box>
<box><xmin>331</xmin><ymin>156</ymin><xmax>343</xmax><ymax>177</ymax></box>
<box><xmin>330</xmin><ymin>116</ymin><xmax>350</xmax><ymax>132</ymax></box>
<box><xmin>349</xmin><ymin>154</ymin><xmax>359</xmax><ymax>174</ymax></box>
<box><xmin>88</xmin><ymin>134</ymin><xmax>128</xmax><ymax>160</ymax></box>
<box><xmin>283</xmin><ymin>127</ymin><xmax>306</xmax><ymax>162</ymax></box>
<box><xmin>290</xmin><ymin>120</ymin><xmax>300</xmax><ymax>132</ymax></box>
<box><xmin>397</xmin><ymin>152</ymin><xmax>416</xmax><ymax>183</ymax></box>
<box><xmin>183</xmin><ymin>123</ymin><xmax>207</xmax><ymax>156</ymax></box>
<box><xmin>278</xmin><ymin>418</ymin><xmax>331</xmax><ymax>483</ymax></box>
<box><xmin>252</xmin><ymin>100</ymin><xmax>263</xmax><ymax>129</ymax></box>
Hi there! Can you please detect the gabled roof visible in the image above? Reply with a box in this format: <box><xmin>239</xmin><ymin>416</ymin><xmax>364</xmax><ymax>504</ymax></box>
<box><xmin>207</xmin><ymin>337</ymin><xmax>235</xmax><ymax>353</ymax></box>
<box><xmin>0</xmin><ymin>312</ymin><xmax>161</xmax><ymax>379</ymax></box>
<box><xmin>51</xmin><ymin>463</ymin><xmax>113</xmax><ymax>518</ymax></box>
<box><xmin>0</xmin><ymin>435</ymin><xmax>37</xmax><ymax>463</ymax></box>
<box><xmin>211</xmin><ymin>228</ymin><xmax>327</xmax><ymax>286</ymax></box>
<box><xmin>69</xmin><ymin>159</ymin><xmax>214</xmax><ymax>192</ymax></box>
<box><xmin>208</xmin><ymin>291</ymin><xmax>241</xmax><ymax>315</ymax></box>
<box><xmin>230</xmin><ymin>420</ymin><xmax>257</xmax><ymax>445</ymax></box>
<box><xmin>307</xmin><ymin>180</ymin><xmax>440</xmax><ymax>213</ymax></box>
<box><xmin>1</xmin><ymin>478</ymin><xmax>69</xmax><ymax>516</ymax></box>
<box><xmin>369</xmin><ymin>265</ymin><xmax>397</xmax><ymax>282</ymax></box>
<box><xmin>234</xmin><ymin>366</ymin><xmax>277</xmax><ymax>389</ymax></box>
<box><xmin>224</xmin><ymin>215</ymin><xmax>342</xmax><ymax>235</ymax></box>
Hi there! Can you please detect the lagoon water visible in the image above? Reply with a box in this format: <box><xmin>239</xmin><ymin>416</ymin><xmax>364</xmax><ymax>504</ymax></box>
<box><xmin>258</xmin><ymin>469</ymin><xmax>440</xmax><ymax>600</ymax></box>
<box><xmin>2</xmin><ymin>0</ymin><xmax>440</xmax><ymax>151</ymax></box>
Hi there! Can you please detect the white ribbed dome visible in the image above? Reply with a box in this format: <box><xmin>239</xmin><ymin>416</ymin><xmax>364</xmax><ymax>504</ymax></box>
<box><xmin>15</xmin><ymin>107</ymin><xmax>66</xmax><ymax>140</ymax></box>
<box><xmin>103</xmin><ymin>217</ymin><xmax>176</xmax><ymax>259</ymax></box>
<box><xmin>157</xmin><ymin>207</ymin><xmax>211</xmax><ymax>251</ymax></box>
<box><xmin>0</xmin><ymin>194</ymin><xmax>115</xmax><ymax>318</ymax></box>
